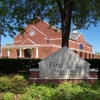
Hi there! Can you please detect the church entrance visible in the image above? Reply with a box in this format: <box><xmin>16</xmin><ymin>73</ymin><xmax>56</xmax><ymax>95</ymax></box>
<box><xmin>24</xmin><ymin>49</ymin><xmax>32</xmax><ymax>58</ymax></box>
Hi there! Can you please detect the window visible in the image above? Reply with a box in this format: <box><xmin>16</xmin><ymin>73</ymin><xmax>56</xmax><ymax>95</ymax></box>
<box><xmin>47</xmin><ymin>37</ymin><xmax>49</xmax><ymax>43</ymax></box>
<box><xmin>30</xmin><ymin>30</ymin><xmax>35</xmax><ymax>36</ymax></box>
<box><xmin>79</xmin><ymin>44</ymin><xmax>83</xmax><ymax>50</ymax></box>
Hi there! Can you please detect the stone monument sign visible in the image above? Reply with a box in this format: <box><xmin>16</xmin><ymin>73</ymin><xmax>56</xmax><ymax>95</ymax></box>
<box><xmin>38</xmin><ymin>46</ymin><xmax>90</xmax><ymax>79</ymax></box>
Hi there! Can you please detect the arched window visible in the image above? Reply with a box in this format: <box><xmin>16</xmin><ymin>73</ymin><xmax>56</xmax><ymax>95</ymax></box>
<box><xmin>79</xmin><ymin>44</ymin><xmax>83</xmax><ymax>50</ymax></box>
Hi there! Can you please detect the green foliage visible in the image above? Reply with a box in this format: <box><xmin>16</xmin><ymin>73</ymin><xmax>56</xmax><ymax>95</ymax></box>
<box><xmin>45</xmin><ymin>82</ymin><xmax>58</xmax><ymax>88</ymax></box>
<box><xmin>19</xmin><ymin>83</ymin><xmax>57</xmax><ymax>100</ymax></box>
<box><xmin>77</xmin><ymin>81</ymin><xmax>91</xmax><ymax>89</ymax></box>
<box><xmin>43</xmin><ymin>49</ymin><xmax>49</xmax><ymax>58</ymax></box>
<box><xmin>0</xmin><ymin>76</ymin><xmax>11</xmax><ymax>92</ymax></box>
<box><xmin>10</xmin><ymin>75</ymin><xmax>28</xmax><ymax>94</ymax></box>
<box><xmin>1</xmin><ymin>0</ymin><xmax>100</xmax><ymax>42</ymax></box>
<box><xmin>91</xmin><ymin>79</ymin><xmax>100</xmax><ymax>93</ymax></box>
<box><xmin>19</xmin><ymin>93</ymin><xmax>33</xmax><ymax>100</ymax></box>
<box><xmin>43</xmin><ymin>49</ymin><xmax>49</xmax><ymax>54</ymax></box>
<box><xmin>0</xmin><ymin>58</ymin><xmax>41</xmax><ymax>73</ymax></box>
<box><xmin>0</xmin><ymin>75</ymin><xmax>100</xmax><ymax>100</ymax></box>
<box><xmin>77</xmin><ymin>89</ymin><xmax>100</xmax><ymax>100</ymax></box>
<box><xmin>0</xmin><ymin>74</ymin><xmax>28</xmax><ymax>94</ymax></box>
<box><xmin>56</xmin><ymin>81</ymin><xmax>83</xmax><ymax>100</ymax></box>
<box><xmin>95</xmin><ymin>52</ymin><xmax>100</xmax><ymax>55</ymax></box>
<box><xmin>2</xmin><ymin>92</ymin><xmax>15</xmax><ymax>100</ymax></box>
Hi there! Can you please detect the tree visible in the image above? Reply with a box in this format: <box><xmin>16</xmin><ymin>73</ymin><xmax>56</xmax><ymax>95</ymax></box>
<box><xmin>5</xmin><ymin>44</ymin><xmax>13</xmax><ymax>57</ymax></box>
<box><xmin>0</xmin><ymin>0</ymin><xmax>100</xmax><ymax>47</ymax></box>
<box><xmin>43</xmin><ymin>49</ymin><xmax>49</xmax><ymax>57</ymax></box>
<box><xmin>95</xmin><ymin>52</ymin><xmax>100</xmax><ymax>55</ymax></box>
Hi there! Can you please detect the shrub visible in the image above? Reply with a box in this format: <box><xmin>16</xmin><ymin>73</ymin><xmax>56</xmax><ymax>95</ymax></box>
<box><xmin>45</xmin><ymin>82</ymin><xmax>58</xmax><ymax>88</ymax></box>
<box><xmin>77</xmin><ymin>81</ymin><xmax>91</xmax><ymax>89</ymax></box>
<box><xmin>19</xmin><ymin>94</ymin><xmax>33</xmax><ymax>100</ymax></box>
<box><xmin>2</xmin><ymin>92</ymin><xmax>15</xmax><ymax>100</ymax></box>
<box><xmin>0</xmin><ymin>76</ymin><xmax>11</xmax><ymax>92</ymax></box>
<box><xmin>55</xmin><ymin>81</ymin><xmax>83</xmax><ymax>100</ymax></box>
<box><xmin>77</xmin><ymin>89</ymin><xmax>100</xmax><ymax>100</ymax></box>
<box><xmin>20</xmin><ymin>84</ymin><xmax>57</xmax><ymax>100</ymax></box>
<box><xmin>91</xmin><ymin>80</ymin><xmax>100</xmax><ymax>96</ymax></box>
<box><xmin>10</xmin><ymin>75</ymin><xmax>28</xmax><ymax>94</ymax></box>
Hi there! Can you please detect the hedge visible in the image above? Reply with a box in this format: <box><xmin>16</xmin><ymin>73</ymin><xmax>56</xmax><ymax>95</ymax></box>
<box><xmin>0</xmin><ymin>58</ymin><xmax>100</xmax><ymax>74</ymax></box>
<box><xmin>0</xmin><ymin>58</ymin><xmax>42</xmax><ymax>73</ymax></box>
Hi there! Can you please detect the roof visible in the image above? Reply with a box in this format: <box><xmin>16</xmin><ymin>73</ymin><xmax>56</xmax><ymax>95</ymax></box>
<box><xmin>69</xmin><ymin>33</ymin><xmax>79</xmax><ymax>40</ymax></box>
<box><xmin>69</xmin><ymin>33</ymin><xmax>92</xmax><ymax>47</ymax></box>
<box><xmin>86</xmin><ymin>42</ymin><xmax>92</xmax><ymax>47</ymax></box>
<box><xmin>14</xmin><ymin>20</ymin><xmax>92</xmax><ymax>47</ymax></box>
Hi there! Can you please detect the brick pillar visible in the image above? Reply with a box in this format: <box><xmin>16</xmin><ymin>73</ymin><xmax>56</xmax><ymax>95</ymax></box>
<box><xmin>88</xmin><ymin>69</ymin><xmax>98</xmax><ymax>85</ymax></box>
<box><xmin>86</xmin><ymin>53</ymin><xmax>89</xmax><ymax>59</ymax></box>
<box><xmin>82</xmin><ymin>52</ymin><xmax>85</xmax><ymax>59</ymax></box>
<box><xmin>84</xmin><ymin>53</ymin><xmax>87</xmax><ymax>59</ymax></box>
<box><xmin>29</xmin><ymin>69</ymin><xmax>39</xmax><ymax>78</ymax></box>
<box><xmin>77</xmin><ymin>51</ymin><xmax>80</xmax><ymax>56</ymax></box>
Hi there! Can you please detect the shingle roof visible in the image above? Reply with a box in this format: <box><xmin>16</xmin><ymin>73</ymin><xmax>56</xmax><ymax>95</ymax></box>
<box><xmin>70</xmin><ymin>33</ymin><xmax>92</xmax><ymax>47</ymax></box>
<box><xmin>69</xmin><ymin>33</ymin><xmax>79</xmax><ymax>40</ymax></box>
<box><xmin>86</xmin><ymin>42</ymin><xmax>92</xmax><ymax>47</ymax></box>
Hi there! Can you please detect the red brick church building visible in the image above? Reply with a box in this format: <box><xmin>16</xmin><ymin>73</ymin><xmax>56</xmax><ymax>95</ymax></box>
<box><xmin>1</xmin><ymin>20</ymin><xmax>100</xmax><ymax>59</ymax></box>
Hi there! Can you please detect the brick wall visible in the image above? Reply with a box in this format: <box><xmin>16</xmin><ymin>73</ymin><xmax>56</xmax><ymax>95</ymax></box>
<box><xmin>29</xmin><ymin>69</ymin><xmax>98</xmax><ymax>85</ymax></box>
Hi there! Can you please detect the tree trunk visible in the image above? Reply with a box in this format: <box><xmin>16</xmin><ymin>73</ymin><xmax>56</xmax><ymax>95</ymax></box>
<box><xmin>57</xmin><ymin>0</ymin><xmax>73</xmax><ymax>47</ymax></box>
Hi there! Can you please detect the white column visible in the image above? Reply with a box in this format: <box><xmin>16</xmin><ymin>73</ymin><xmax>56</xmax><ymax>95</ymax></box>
<box><xmin>19</xmin><ymin>48</ymin><xmax>22</xmax><ymax>57</ymax></box>
<box><xmin>90</xmin><ymin>53</ymin><xmax>93</xmax><ymax>59</ymax></box>
<box><xmin>35</xmin><ymin>48</ymin><xmax>39</xmax><ymax>58</ymax></box>
<box><xmin>7</xmin><ymin>49</ymin><xmax>10</xmax><ymax>57</ymax></box>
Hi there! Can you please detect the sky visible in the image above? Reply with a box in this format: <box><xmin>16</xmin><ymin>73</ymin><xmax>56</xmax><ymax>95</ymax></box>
<box><xmin>1</xmin><ymin>23</ymin><xmax>100</xmax><ymax>53</ymax></box>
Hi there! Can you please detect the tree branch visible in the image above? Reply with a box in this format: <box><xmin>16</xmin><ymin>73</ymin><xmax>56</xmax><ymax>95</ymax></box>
<box><xmin>56</xmin><ymin>0</ymin><xmax>64</xmax><ymax>18</ymax></box>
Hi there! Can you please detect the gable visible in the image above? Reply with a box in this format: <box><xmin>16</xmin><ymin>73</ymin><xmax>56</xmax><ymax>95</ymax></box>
<box><xmin>32</xmin><ymin>21</ymin><xmax>62</xmax><ymax>38</ymax></box>
<box><xmin>69</xmin><ymin>33</ymin><xmax>79</xmax><ymax>40</ymax></box>
<box><xmin>26</xmin><ymin>25</ymin><xmax>47</xmax><ymax>37</ymax></box>
<box><xmin>21</xmin><ymin>38</ymin><xmax>36</xmax><ymax>45</ymax></box>
<box><xmin>14</xmin><ymin>24</ymin><xmax>48</xmax><ymax>45</ymax></box>
<box><xmin>76</xmin><ymin>33</ymin><xmax>86</xmax><ymax>45</ymax></box>
<box><xmin>14</xmin><ymin>33</ymin><xmax>22</xmax><ymax>42</ymax></box>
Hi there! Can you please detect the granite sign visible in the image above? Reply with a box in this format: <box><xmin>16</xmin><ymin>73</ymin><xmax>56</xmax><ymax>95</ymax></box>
<box><xmin>38</xmin><ymin>46</ymin><xmax>90</xmax><ymax>79</ymax></box>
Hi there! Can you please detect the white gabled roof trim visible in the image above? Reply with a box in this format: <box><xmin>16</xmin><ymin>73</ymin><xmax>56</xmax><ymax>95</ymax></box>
<box><xmin>21</xmin><ymin>38</ymin><xmax>36</xmax><ymax>45</ymax></box>
<box><xmin>76</xmin><ymin>33</ymin><xmax>82</xmax><ymax>40</ymax></box>
<box><xmin>43</xmin><ymin>20</ymin><xmax>49</xmax><ymax>25</ymax></box>
<box><xmin>14</xmin><ymin>40</ymin><xmax>21</xmax><ymax>42</ymax></box>
<box><xmin>14</xmin><ymin>32</ymin><xmax>20</xmax><ymax>38</ymax></box>
<box><xmin>43</xmin><ymin>20</ymin><xmax>61</xmax><ymax>33</ymax></box>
